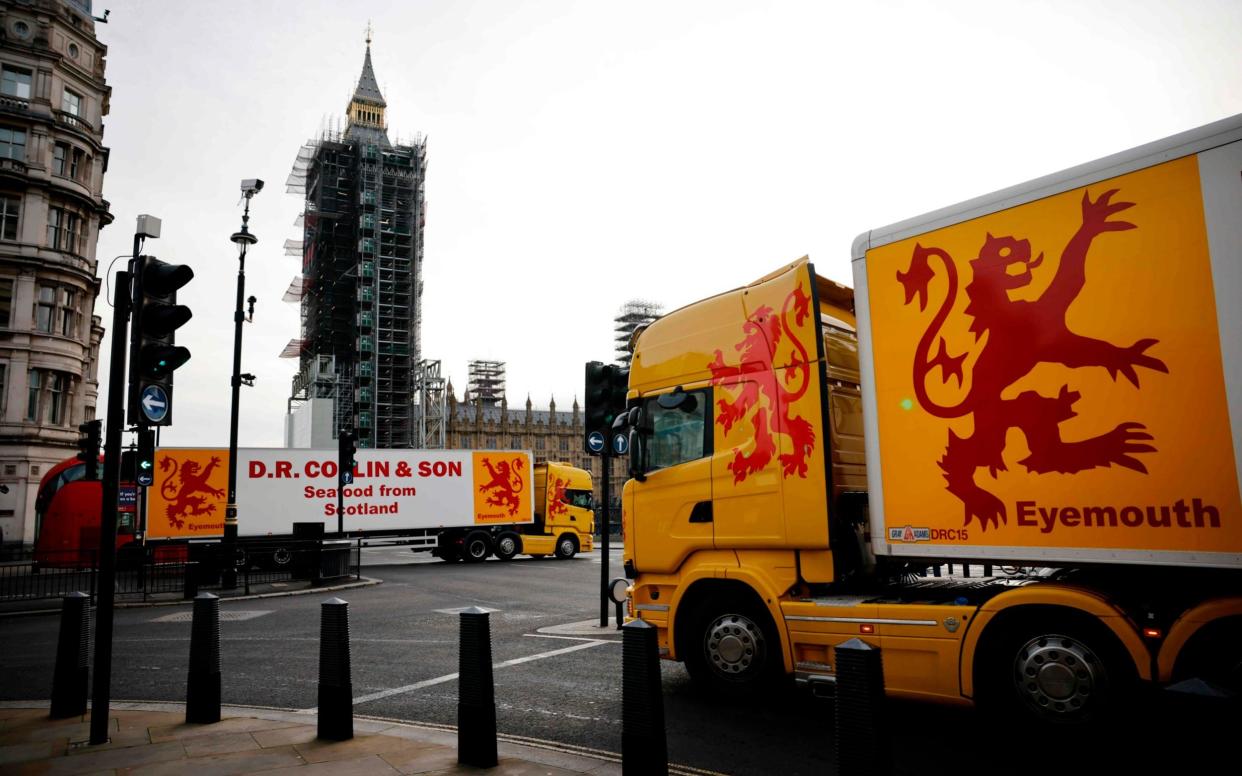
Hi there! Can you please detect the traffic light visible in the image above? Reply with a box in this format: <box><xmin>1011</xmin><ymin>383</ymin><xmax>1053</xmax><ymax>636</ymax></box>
<box><xmin>584</xmin><ymin>362</ymin><xmax>629</xmax><ymax>453</ymax></box>
<box><xmin>339</xmin><ymin>429</ymin><xmax>357</xmax><ymax>485</ymax></box>
<box><xmin>127</xmin><ymin>255</ymin><xmax>194</xmax><ymax>427</ymax></box>
<box><xmin>76</xmin><ymin>419</ymin><xmax>101</xmax><ymax>480</ymax></box>
<box><xmin>135</xmin><ymin>429</ymin><xmax>156</xmax><ymax>487</ymax></box>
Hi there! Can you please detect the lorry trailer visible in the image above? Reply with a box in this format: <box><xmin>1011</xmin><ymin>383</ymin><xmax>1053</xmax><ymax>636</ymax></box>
<box><xmin>617</xmin><ymin>114</ymin><xmax>1242</xmax><ymax>723</ymax></box>
<box><xmin>146</xmin><ymin>448</ymin><xmax>593</xmax><ymax>563</ymax></box>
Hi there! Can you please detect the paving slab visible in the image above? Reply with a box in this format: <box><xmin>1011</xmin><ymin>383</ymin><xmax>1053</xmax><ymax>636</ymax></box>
<box><xmin>124</xmin><ymin>744</ymin><xmax>305</xmax><ymax>776</ymax></box>
<box><xmin>0</xmin><ymin>703</ymin><xmax>622</xmax><ymax>776</ymax></box>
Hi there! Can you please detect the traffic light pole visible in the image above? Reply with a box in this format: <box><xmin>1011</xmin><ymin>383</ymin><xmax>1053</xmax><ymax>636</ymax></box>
<box><xmin>89</xmin><ymin>257</ymin><xmax>134</xmax><ymax>745</ymax></box>
<box><xmin>599</xmin><ymin>448</ymin><xmax>610</xmax><ymax>627</ymax></box>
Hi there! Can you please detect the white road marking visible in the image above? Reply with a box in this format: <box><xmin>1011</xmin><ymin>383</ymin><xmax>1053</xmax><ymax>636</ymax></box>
<box><xmin>346</xmin><ymin>639</ymin><xmax>610</xmax><ymax>707</ymax></box>
<box><xmin>524</xmin><ymin>633</ymin><xmax>618</xmax><ymax>643</ymax></box>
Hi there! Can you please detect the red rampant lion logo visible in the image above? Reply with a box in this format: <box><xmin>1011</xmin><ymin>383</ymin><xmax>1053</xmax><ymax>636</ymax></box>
<box><xmin>479</xmin><ymin>456</ymin><xmax>526</xmax><ymax>516</ymax></box>
<box><xmin>897</xmin><ymin>189</ymin><xmax>1168</xmax><ymax>531</ymax></box>
<box><xmin>548</xmin><ymin>476</ymin><xmax>569</xmax><ymax>519</ymax></box>
<box><xmin>158</xmin><ymin>456</ymin><xmax>225</xmax><ymax>529</ymax></box>
<box><xmin>709</xmin><ymin>282</ymin><xmax>816</xmax><ymax>483</ymax></box>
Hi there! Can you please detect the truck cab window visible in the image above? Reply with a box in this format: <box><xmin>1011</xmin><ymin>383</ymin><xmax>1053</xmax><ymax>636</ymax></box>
<box><xmin>565</xmin><ymin>488</ymin><xmax>593</xmax><ymax>509</ymax></box>
<box><xmin>643</xmin><ymin>389</ymin><xmax>710</xmax><ymax>473</ymax></box>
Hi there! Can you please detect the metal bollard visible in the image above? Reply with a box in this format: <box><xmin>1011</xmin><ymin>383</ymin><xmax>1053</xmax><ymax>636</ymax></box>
<box><xmin>183</xmin><ymin>562</ymin><xmax>199</xmax><ymax>600</ymax></box>
<box><xmin>317</xmin><ymin>597</ymin><xmax>353</xmax><ymax>740</ymax></box>
<box><xmin>834</xmin><ymin>638</ymin><xmax>891</xmax><ymax>776</ymax></box>
<box><xmin>50</xmin><ymin>592</ymin><xmax>91</xmax><ymax>719</ymax></box>
<box><xmin>457</xmin><ymin>607</ymin><xmax>497</xmax><ymax>767</ymax></box>
<box><xmin>622</xmin><ymin>618</ymin><xmax>668</xmax><ymax>776</ymax></box>
<box><xmin>983</xmin><ymin>563</ymin><xmax>993</xmax><ymax>577</ymax></box>
<box><xmin>185</xmin><ymin>592</ymin><xmax>221</xmax><ymax>724</ymax></box>
<box><xmin>931</xmin><ymin>564</ymin><xmax>942</xmax><ymax>578</ymax></box>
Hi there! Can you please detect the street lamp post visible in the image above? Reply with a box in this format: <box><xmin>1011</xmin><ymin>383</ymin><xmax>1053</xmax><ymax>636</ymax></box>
<box><xmin>222</xmin><ymin>181</ymin><xmax>262</xmax><ymax>589</ymax></box>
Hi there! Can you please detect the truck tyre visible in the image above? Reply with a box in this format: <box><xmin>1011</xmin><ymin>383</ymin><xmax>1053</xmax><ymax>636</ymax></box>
<box><xmin>979</xmin><ymin>614</ymin><xmax>1134</xmax><ymax>727</ymax></box>
<box><xmin>435</xmin><ymin>546</ymin><xmax>461</xmax><ymax>563</ymax></box>
<box><xmin>1173</xmin><ymin>618</ymin><xmax>1242</xmax><ymax>694</ymax></box>
<box><xmin>554</xmin><ymin>534</ymin><xmax>578</xmax><ymax>560</ymax></box>
<box><xmin>461</xmin><ymin>531</ymin><xmax>492</xmax><ymax>563</ymax></box>
<box><xmin>265</xmin><ymin>545</ymin><xmax>293</xmax><ymax>570</ymax></box>
<box><xmin>683</xmin><ymin>592</ymin><xmax>781</xmax><ymax>698</ymax></box>
<box><xmin>494</xmin><ymin>532</ymin><xmax>520</xmax><ymax>561</ymax></box>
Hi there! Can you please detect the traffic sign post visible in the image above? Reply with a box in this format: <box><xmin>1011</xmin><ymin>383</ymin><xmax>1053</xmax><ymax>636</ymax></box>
<box><xmin>140</xmin><ymin>386</ymin><xmax>168</xmax><ymax>424</ymax></box>
<box><xmin>587</xmin><ymin>431</ymin><xmax>605</xmax><ymax>454</ymax></box>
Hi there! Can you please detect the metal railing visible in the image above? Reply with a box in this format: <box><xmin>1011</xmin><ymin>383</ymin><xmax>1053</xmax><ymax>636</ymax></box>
<box><xmin>0</xmin><ymin>548</ymin><xmax>98</xmax><ymax>603</ymax></box>
<box><xmin>0</xmin><ymin>539</ymin><xmax>362</xmax><ymax>605</ymax></box>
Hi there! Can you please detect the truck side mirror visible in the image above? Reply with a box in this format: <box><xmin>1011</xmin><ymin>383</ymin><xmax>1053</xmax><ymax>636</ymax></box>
<box><xmin>628</xmin><ymin>427</ymin><xmax>645</xmax><ymax>482</ymax></box>
<box><xmin>657</xmin><ymin>386</ymin><xmax>687</xmax><ymax>410</ymax></box>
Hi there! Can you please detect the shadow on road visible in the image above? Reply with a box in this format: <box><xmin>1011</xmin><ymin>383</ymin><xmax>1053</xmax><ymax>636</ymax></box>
<box><xmin>659</xmin><ymin>669</ymin><xmax>1237</xmax><ymax>776</ymax></box>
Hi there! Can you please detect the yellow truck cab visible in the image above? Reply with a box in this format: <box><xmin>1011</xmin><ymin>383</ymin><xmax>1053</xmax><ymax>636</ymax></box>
<box><xmin>618</xmin><ymin>115</ymin><xmax>1242</xmax><ymax>724</ymax></box>
<box><xmin>431</xmin><ymin>460</ymin><xmax>594</xmax><ymax>562</ymax></box>
<box><xmin>519</xmin><ymin>461</ymin><xmax>596</xmax><ymax>559</ymax></box>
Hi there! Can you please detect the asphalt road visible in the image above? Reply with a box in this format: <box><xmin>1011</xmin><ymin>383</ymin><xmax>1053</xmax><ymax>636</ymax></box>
<box><xmin>1</xmin><ymin>546</ymin><xmax>1232</xmax><ymax>775</ymax></box>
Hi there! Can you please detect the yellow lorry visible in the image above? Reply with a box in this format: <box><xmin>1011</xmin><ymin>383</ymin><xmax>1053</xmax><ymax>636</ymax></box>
<box><xmin>435</xmin><ymin>461</ymin><xmax>595</xmax><ymax>562</ymax></box>
<box><xmin>617</xmin><ymin>115</ymin><xmax>1242</xmax><ymax>724</ymax></box>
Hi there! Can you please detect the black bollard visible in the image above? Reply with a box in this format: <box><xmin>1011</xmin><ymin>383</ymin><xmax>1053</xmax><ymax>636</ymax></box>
<box><xmin>50</xmin><ymin>592</ymin><xmax>91</xmax><ymax>719</ymax></box>
<box><xmin>622</xmin><ymin>618</ymin><xmax>668</xmax><ymax>776</ymax></box>
<box><xmin>834</xmin><ymin>638</ymin><xmax>891</xmax><ymax>776</ymax></box>
<box><xmin>983</xmin><ymin>563</ymin><xmax>993</xmax><ymax>577</ymax></box>
<box><xmin>317</xmin><ymin>597</ymin><xmax>353</xmax><ymax>740</ymax></box>
<box><xmin>457</xmin><ymin>607</ymin><xmax>497</xmax><ymax>767</ymax></box>
<box><xmin>183</xmin><ymin>561</ymin><xmax>199</xmax><ymax>600</ymax></box>
<box><xmin>931</xmin><ymin>564</ymin><xmax>942</xmax><ymax>578</ymax></box>
<box><xmin>185</xmin><ymin>592</ymin><xmax>221</xmax><ymax>724</ymax></box>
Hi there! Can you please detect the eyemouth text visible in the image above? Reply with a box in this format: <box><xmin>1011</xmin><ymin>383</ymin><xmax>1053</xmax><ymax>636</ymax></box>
<box><xmin>1015</xmin><ymin>499</ymin><xmax>1221</xmax><ymax>534</ymax></box>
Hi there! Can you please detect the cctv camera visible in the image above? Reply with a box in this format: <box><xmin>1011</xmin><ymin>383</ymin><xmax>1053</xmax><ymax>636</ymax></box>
<box><xmin>240</xmin><ymin>178</ymin><xmax>265</xmax><ymax>195</ymax></box>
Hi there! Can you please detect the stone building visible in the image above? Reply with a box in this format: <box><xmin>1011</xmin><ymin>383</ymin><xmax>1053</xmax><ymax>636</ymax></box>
<box><xmin>445</xmin><ymin>385</ymin><xmax>627</xmax><ymax>524</ymax></box>
<box><xmin>0</xmin><ymin>0</ymin><xmax>110</xmax><ymax>545</ymax></box>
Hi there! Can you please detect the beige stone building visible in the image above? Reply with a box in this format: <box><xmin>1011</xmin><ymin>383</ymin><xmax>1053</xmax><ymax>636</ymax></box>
<box><xmin>445</xmin><ymin>386</ymin><xmax>627</xmax><ymax>527</ymax></box>
<box><xmin>0</xmin><ymin>0</ymin><xmax>110</xmax><ymax>545</ymax></box>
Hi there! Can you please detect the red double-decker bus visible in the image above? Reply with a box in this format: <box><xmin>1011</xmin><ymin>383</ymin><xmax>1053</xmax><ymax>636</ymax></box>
<box><xmin>32</xmin><ymin>456</ymin><xmax>137</xmax><ymax>566</ymax></box>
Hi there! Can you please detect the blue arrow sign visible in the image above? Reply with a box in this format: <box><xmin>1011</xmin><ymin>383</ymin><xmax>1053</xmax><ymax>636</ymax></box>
<box><xmin>140</xmin><ymin>385</ymin><xmax>168</xmax><ymax>423</ymax></box>
<box><xmin>587</xmin><ymin>431</ymin><xmax>605</xmax><ymax>454</ymax></box>
<box><xmin>612</xmin><ymin>433</ymin><xmax>628</xmax><ymax>455</ymax></box>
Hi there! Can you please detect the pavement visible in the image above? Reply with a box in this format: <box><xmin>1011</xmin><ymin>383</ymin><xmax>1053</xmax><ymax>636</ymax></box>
<box><xmin>0</xmin><ymin>701</ymin><xmax>625</xmax><ymax>775</ymax></box>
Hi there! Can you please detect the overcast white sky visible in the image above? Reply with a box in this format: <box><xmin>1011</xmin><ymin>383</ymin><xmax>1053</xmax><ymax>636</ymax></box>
<box><xmin>91</xmin><ymin>0</ymin><xmax>1242</xmax><ymax>448</ymax></box>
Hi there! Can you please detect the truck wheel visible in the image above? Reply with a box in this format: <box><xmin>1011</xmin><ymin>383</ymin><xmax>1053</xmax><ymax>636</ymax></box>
<box><xmin>554</xmin><ymin>534</ymin><xmax>578</xmax><ymax>560</ymax></box>
<box><xmin>1174</xmin><ymin>618</ymin><xmax>1242</xmax><ymax>694</ymax></box>
<box><xmin>494</xmin><ymin>532</ymin><xmax>520</xmax><ymax>561</ymax></box>
<box><xmin>462</xmin><ymin>531</ymin><xmax>492</xmax><ymax>563</ymax></box>
<box><xmin>270</xmin><ymin>546</ymin><xmax>293</xmax><ymax>569</ymax></box>
<box><xmin>981</xmin><ymin>615</ymin><xmax>1133</xmax><ymax>726</ymax></box>
<box><xmin>684</xmin><ymin>593</ymin><xmax>780</xmax><ymax>698</ymax></box>
<box><xmin>435</xmin><ymin>546</ymin><xmax>461</xmax><ymax>563</ymax></box>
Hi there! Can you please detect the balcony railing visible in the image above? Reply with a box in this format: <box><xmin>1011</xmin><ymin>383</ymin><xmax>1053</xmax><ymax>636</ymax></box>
<box><xmin>55</xmin><ymin>110</ymin><xmax>95</xmax><ymax>134</ymax></box>
<box><xmin>0</xmin><ymin>95</ymin><xmax>30</xmax><ymax>114</ymax></box>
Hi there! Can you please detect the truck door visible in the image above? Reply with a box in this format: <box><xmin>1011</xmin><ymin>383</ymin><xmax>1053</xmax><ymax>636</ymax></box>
<box><xmin>629</xmin><ymin>387</ymin><xmax>714</xmax><ymax>574</ymax></box>
<box><xmin>710</xmin><ymin>377</ymin><xmax>785</xmax><ymax>545</ymax></box>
